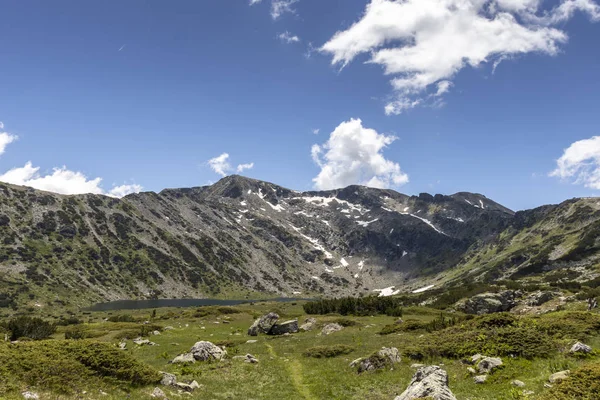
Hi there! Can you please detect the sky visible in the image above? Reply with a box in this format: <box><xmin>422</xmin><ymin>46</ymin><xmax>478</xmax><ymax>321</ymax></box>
<box><xmin>1</xmin><ymin>0</ymin><xmax>600</xmax><ymax>210</ymax></box>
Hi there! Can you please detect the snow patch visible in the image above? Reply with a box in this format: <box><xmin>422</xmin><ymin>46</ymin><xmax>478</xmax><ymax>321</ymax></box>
<box><xmin>373</xmin><ymin>287</ymin><xmax>400</xmax><ymax>297</ymax></box>
<box><xmin>412</xmin><ymin>284</ymin><xmax>435</xmax><ymax>293</ymax></box>
<box><xmin>357</xmin><ymin>218</ymin><xmax>379</xmax><ymax>227</ymax></box>
<box><xmin>399</xmin><ymin>212</ymin><xmax>447</xmax><ymax>235</ymax></box>
<box><xmin>340</xmin><ymin>258</ymin><xmax>349</xmax><ymax>267</ymax></box>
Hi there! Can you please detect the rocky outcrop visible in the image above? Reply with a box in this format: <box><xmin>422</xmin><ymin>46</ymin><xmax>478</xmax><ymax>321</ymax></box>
<box><xmin>299</xmin><ymin>317</ymin><xmax>317</xmax><ymax>332</ymax></box>
<box><xmin>459</xmin><ymin>291</ymin><xmax>521</xmax><ymax>314</ymax></box>
<box><xmin>321</xmin><ymin>323</ymin><xmax>343</xmax><ymax>335</ymax></box>
<box><xmin>395</xmin><ymin>366</ymin><xmax>457</xmax><ymax>400</ymax></box>
<box><xmin>269</xmin><ymin>320</ymin><xmax>299</xmax><ymax>335</ymax></box>
<box><xmin>248</xmin><ymin>313</ymin><xmax>280</xmax><ymax>336</ymax></box>
<box><xmin>526</xmin><ymin>291</ymin><xmax>558</xmax><ymax>306</ymax></box>
<box><xmin>570</xmin><ymin>342</ymin><xmax>592</xmax><ymax>354</ymax></box>
<box><xmin>151</xmin><ymin>387</ymin><xmax>168</xmax><ymax>399</ymax></box>
<box><xmin>356</xmin><ymin>347</ymin><xmax>401</xmax><ymax>373</ymax></box>
<box><xmin>190</xmin><ymin>341</ymin><xmax>227</xmax><ymax>361</ymax></box>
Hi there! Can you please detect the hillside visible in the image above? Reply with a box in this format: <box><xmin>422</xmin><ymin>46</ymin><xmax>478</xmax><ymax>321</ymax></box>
<box><xmin>0</xmin><ymin>175</ymin><xmax>517</xmax><ymax>310</ymax></box>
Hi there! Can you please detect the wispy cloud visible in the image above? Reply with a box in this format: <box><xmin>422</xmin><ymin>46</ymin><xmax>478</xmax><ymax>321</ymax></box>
<box><xmin>278</xmin><ymin>31</ymin><xmax>300</xmax><ymax>44</ymax></box>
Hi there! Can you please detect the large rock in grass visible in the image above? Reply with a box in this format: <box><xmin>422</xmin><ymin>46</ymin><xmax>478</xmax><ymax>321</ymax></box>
<box><xmin>549</xmin><ymin>370</ymin><xmax>570</xmax><ymax>383</ymax></box>
<box><xmin>570</xmin><ymin>342</ymin><xmax>592</xmax><ymax>354</ymax></box>
<box><xmin>270</xmin><ymin>320</ymin><xmax>299</xmax><ymax>335</ymax></box>
<box><xmin>171</xmin><ymin>352</ymin><xmax>196</xmax><ymax>364</ymax></box>
<box><xmin>459</xmin><ymin>291</ymin><xmax>521</xmax><ymax>314</ymax></box>
<box><xmin>357</xmin><ymin>347</ymin><xmax>401</xmax><ymax>373</ymax></box>
<box><xmin>300</xmin><ymin>317</ymin><xmax>317</xmax><ymax>332</ymax></box>
<box><xmin>321</xmin><ymin>323</ymin><xmax>343</xmax><ymax>335</ymax></box>
<box><xmin>248</xmin><ymin>312</ymin><xmax>279</xmax><ymax>336</ymax></box>
<box><xmin>395</xmin><ymin>366</ymin><xmax>457</xmax><ymax>400</ymax></box>
<box><xmin>190</xmin><ymin>341</ymin><xmax>227</xmax><ymax>361</ymax></box>
<box><xmin>477</xmin><ymin>357</ymin><xmax>503</xmax><ymax>374</ymax></box>
<box><xmin>526</xmin><ymin>291</ymin><xmax>558</xmax><ymax>307</ymax></box>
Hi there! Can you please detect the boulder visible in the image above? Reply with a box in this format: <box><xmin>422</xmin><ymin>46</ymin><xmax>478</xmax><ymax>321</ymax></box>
<box><xmin>459</xmin><ymin>291</ymin><xmax>521</xmax><ymax>314</ymax></box>
<box><xmin>151</xmin><ymin>387</ymin><xmax>168</xmax><ymax>399</ymax></box>
<box><xmin>248</xmin><ymin>312</ymin><xmax>279</xmax><ymax>336</ymax></box>
<box><xmin>270</xmin><ymin>320</ymin><xmax>299</xmax><ymax>335</ymax></box>
<box><xmin>357</xmin><ymin>347</ymin><xmax>401</xmax><ymax>373</ymax></box>
<box><xmin>171</xmin><ymin>352</ymin><xmax>196</xmax><ymax>364</ymax></box>
<box><xmin>190</xmin><ymin>341</ymin><xmax>227</xmax><ymax>361</ymax></box>
<box><xmin>549</xmin><ymin>370</ymin><xmax>570</xmax><ymax>383</ymax></box>
<box><xmin>466</xmin><ymin>367</ymin><xmax>477</xmax><ymax>375</ymax></box>
<box><xmin>118</xmin><ymin>341</ymin><xmax>127</xmax><ymax>350</ymax></box>
<box><xmin>22</xmin><ymin>392</ymin><xmax>39</xmax><ymax>400</ymax></box>
<box><xmin>511</xmin><ymin>380</ymin><xmax>526</xmax><ymax>387</ymax></box>
<box><xmin>160</xmin><ymin>372</ymin><xmax>177</xmax><ymax>386</ymax></box>
<box><xmin>133</xmin><ymin>338</ymin><xmax>157</xmax><ymax>346</ymax></box>
<box><xmin>299</xmin><ymin>317</ymin><xmax>317</xmax><ymax>332</ymax></box>
<box><xmin>321</xmin><ymin>323</ymin><xmax>343</xmax><ymax>335</ymax></box>
<box><xmin>570</xmin><ymin>341</ymin><xmax>592</xmax><ymax>354</ymax></box>
<box><xmin>526</xmin><ymin>291</ymin><xmax>558</xmax><ymax>307</ymax></box>
<box><xmin>477</xmin><ymin>357</ymin><xmax>503</xmax><ymax>374</ymax></box>
<box><xmin>394</xmin><ymin>366</ymin><xmax>457</xmax><ymax>400</ymax></box>
<box><xmin>470</xmin><ymin>354</ymin><xmax>484</xmax><ymax>364</ymax></box>
<box><xmin>246</xmin><ymin>340</ymin><xmax>258</xmax><ymax>344</ymax></box>
<box><xmin>474</xmin><ymin>375</ymin><xmax>488</xmax><ymax>384</ymax></box>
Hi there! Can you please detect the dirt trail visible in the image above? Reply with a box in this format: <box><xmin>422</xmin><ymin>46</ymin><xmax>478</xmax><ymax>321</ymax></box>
<box><xmin>265</xmin><ymin>343</ymin><xmax>315</xmax><ymax>400</ymax></box>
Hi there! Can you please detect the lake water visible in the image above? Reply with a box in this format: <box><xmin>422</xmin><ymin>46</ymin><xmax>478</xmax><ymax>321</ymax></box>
<box><xmin>86</xmin><ymin>297</ymin><xmax>309</xmax><ymax>311</ymax></box>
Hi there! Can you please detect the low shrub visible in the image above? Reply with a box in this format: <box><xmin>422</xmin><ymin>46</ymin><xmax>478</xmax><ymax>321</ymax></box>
<box><xmin>304</xmin><ymin>344</ymin><xmax>355</xmax><ymax>358</ymax></box>
<box><xmin>64</xmin><ymin>325</ymin><xmax>86</xmax><ymax>340</ymax></box>
<box><xmin>107</xmin><ymin>314</ymin><xmax>136</xmax><ymax>323</ymax></box>
<box><xmin>534</xmin><ymin>312</ymin><xmax>600</xmax><ymax>340</ymax></box>
<box><xmin>473</xmin><ymin>313</ymin><xmax>517</xmax><ymax>329</ymax></box>
<box><xmin>6</xmin><ymin>316</ymin><xmax>56</xmax><ymax>340</ymax></box>
<box><xmin>540</xmin><ymin>362</ymin><xmax>600</xmax><ymax>399</ymax></box>
<box><xmin>379</xmin><ymin>319</ymin><xmax>428</xmax><ymax>335</ymax></box>
<box><xmin>331</xmin><ymin>318</ymin><xmax>361</xmax><ymax>327</ymax></box>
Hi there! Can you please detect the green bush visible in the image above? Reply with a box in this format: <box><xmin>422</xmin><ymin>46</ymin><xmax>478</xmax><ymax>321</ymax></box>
<box><xmin>6</xmin><ymin>316</ymin><xmax>56</xmax><ymax>340</ymax></box>
<box><xmin>64</xmin><ymin>325</ymin><xmax>86</xmax><ymax>340</ymax></box>
<box><xmin>379</xmin><ymin>319</ymin><xmax>428</xmax><ymax>335</ymax></box>
<box><xmin>540</xmin><ymin>362</ymin><xmax>600</xmax><ymax>399</ymax></box>
<box><xmin>107</xmin><ymin>314</ymin><xmax>136</xmax><ymax>323</ymax></box>
<box><xmin>331</xmin><ymin>317</ymin><xmax>361</xmax><ymax>327</ymax></box>
<box><xmin>534</xmin><ymin>312</ymin><xmax>600</xmax><ymax>340</ymax></box>
<box><xmin>474</xmin><ymin>313</ymin><xmax>517</xmax><ymax>329</ymax></box>
<box><xmin>303</xmin><ymin>344</ymin><xmax>355</xmax><ymax>358</ymax></box>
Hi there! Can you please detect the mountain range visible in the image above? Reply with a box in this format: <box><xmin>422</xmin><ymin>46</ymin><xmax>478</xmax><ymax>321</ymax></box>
<box><xmin>0</xmin><ymin>175</ymin><xmax>598</xmax><ymax>310</ymax></box>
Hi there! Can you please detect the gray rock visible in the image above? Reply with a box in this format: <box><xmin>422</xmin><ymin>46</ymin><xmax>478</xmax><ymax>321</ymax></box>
<box><xmin>549</xmin><ymin>370</ymin><xmax>570</xmax><ymax>383</ymax></box>
<box><xmin>526</xmin><ymin>291</ymin><xmax>558</xmax><ymax>306</ymax></box>
<box><xmin>246</xmin><ymin>340</ymin><xmax>258</xmax><ymax>344</ymax></box>
<box><xmin>570</xmin><ymin>341</ymin><xmax>592</xmax><ymax>354</ymax></box>
<box><xmin>22</xmin><ymin>392</ymin><xmax>39</xmax><ymax>400</ymax></box>
<box><xmin>151</xmin><ymin>387</ymin><xmax>168</xmax><ymax>399</ymax></box>
<box><xmin>233</xmin><ymin>353</ymin><xmax>259</xmax><ymax>363</ymax></box>
<box><xmin>133</xmin><ymin>337</ymin><xmax>157</xmax><ymax>346</ymax></box>
<box><xmin>174</xmin><ymin>382</ymin><xmax>197</xmax><ymax>392</ymax></box>
<box><xmin>171</xmin><ymin>352</ymin><xmax>196</xmax><ymax>364</ymax></box>
<box><xmin>395</xmin><ymin>366</ymin><xmax>457</xmax><ymax>400</ymax></box>
<box><xmin>270</xmin><ymin>320</ymin><xmax>299</xmax><ymax>335</ymax></box>
<box><xmin>118</xmin><ymin>341</ymin><xmax>127</xmax><ymax>350</ymax></box>
<box><xmin>459</xmin><ymin>290</ymin><xmax>521</xmax><ymax>314</ymax></box>
<box><xmin>357</xmin><ymin>347</ymin><xmax>401</xmax><ymax>373</ymax></box>
<box><xmin>410</xmin><ymin>363</ymin><xmax>425</xmax><ymax>369</ymax></box>
<box><xmin>474</xmin><ymin>375</ymin><xmax>488</xmax><ymax>384</ymax></box>
<box><xmin>511</xmin><ymin>380</ymin><xmax>526</xmax><ymax>387</ymax></box>
<box><xmin>349</xmin><ymin>357</ymin><xmax>363</xmax><ymax>367</ymax></box>
<box><xmin>299</xmin><ymin>317</ymin><xmax>317</xmax><ymax>332</ymax></box>
<box><xmin>470</xmin><ymin>354</ymin><xmax>484</xmax><ymax>364</ymax></box>
<box><xmin>152</xmin><ymin>330</ymin><xmax>161</xmax><ymax>335</ymax></box>
<box><xmin>190</xmin><ymin>341</ymin><xmax>227</xmax><ymax>361</ymax></box>
<box><xmin>248</xmin><ymin>312</ymin><xmax>279</xmax><ymax>336</ymax></box>
<box><xmin>477</xmin><ymin>357</ymin><xmax>503</xmax><ymax>374</ymax></box>
<box><xmin>160</xmin><ymin>372</ymin><xmax>177</xmax><ymax>386</ymax></box>
<box><xmin>321</xmin><ymin>323</ymin><xmax>343</xmax><ymax>335</ymax></box>
<box><xmin>467</xmin><ymin>367</ymin><xmax>477</xmax><ymax>375</ymax></box>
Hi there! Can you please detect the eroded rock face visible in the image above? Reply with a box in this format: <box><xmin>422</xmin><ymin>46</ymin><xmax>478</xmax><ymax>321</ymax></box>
<box><xmin>394</xmin><ymin>366</ymin><xmax>457</xmax><ymax>400</ymax></box>
<box><xmin>190</xmin><ymin>341</ymin><xmax>227</xmax><ymax>361</ymax></box>
<box><xmin>321</xmin><ymin>323</ymin><xmax>343</xmax><ymax>335</ymax></box>
<box><xmin>460</xmin><ymin>291</ymin><xmax>521</xmax><ymax>314</ymax></box>
<box><xmin>248</xmin><ymin>313</ymin><xmax>279</xmax><ymax>336</ymax></box>
<box><xmin>270</xmin><ymin>320</ymin><xmax>299</xmax><ymax>335</ymax></box>
<box><xmin>299</xmin><ymin>317</ymin><xmax>317</xmax><ymax>332</ymax></box>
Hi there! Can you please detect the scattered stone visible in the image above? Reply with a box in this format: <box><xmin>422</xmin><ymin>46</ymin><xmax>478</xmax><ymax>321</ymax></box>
<box><xmin>474</xmin><ymin>375</ymin><xmax>488</xmax><ymax>384</ymax></box>
<box><xmin>321</xmin><ymin>323</ymin><xmax>343</xmax><ymax>336</ymax></box>
<box><xmin>270</xmin><ymin>320</ymin><xmax>299</xmax><ymax>335</ymax></box>
<box><xmin>171</xmin><ymin>352</ymin><xmax>196</xmax><ymax>364</ymax></box>
<box><xmin>151</xmin><ymin>387</ymin><xmax>168</xmax><ymax>399</ymax></box>
<box><xmin>410</xmin><ymin>363</ymin><xmax>425</xmax><ymax>369</ymax></box>
<box><xmin>299</xmin><ymin>317</ymin><xmax>317</xmax><ymax>332</ymax></box>
<box><xmin>523</xmin><ymin>390</ymin><xmax>535</xmax><ymax>396</ymax></box>
<box><xmin>511</xmin><ymin>380</ymin><xmax>526</xmax><ymax>387</ymax></box>
<box><xmin>190</xmin><ymin>341</ymin><xmax>227</xmax><ymax>361</ymax></box>
<box><xmin>570</xmin><ymin>342</ymin><xmax>592</xmax><ymax>354</ymax></box>
<box><xmin>394</xmin><ymin>366</ymin><xmax>457</xmax><ymax>400</ymax></box>
<box><xmin>467</xmin><ymin>367</ymin><xmax>477</xmax><ymax>375</ymax></box>
<box><xmin>357</xmin><ymin>347</ymin><xmax>401</xmax><ymax>373</ymax></box>
<box><xmin>246</xmin><ymin>340</ymin><xmax>258</xmax><ymax>344</ymax></box>
<box><xmin>174</xmin><ymin>382</ymin><xmax>196</xmax><ymax>392</ymax></box>
<box><xmin>164</xmin><ymin>326</ymin><xmax>174</xmax><ymax>330</ymax></box>
<box><xmin>349</xmin><ymin>358</ymin><xmax>363</xmax><ymax>368</ymax></box>
<box><xmin>248</xmin><ymin>312</ymin><xmax>279</xmax><ymax>336</ymax></box>
<box><xmin>233</xmin><ymin>354</ymin><xmax>259</xmax><ymax>363</ymax></box>
<box><xmin>222</xmin><ymin>320</ymin><xmax>230</xmax><ymax>324</ymax></box>
<box><xmin>152</xmin><ymin>330</ymin><xmax>161</xmax><ymax>335</ymax></box>
<box><xmin>395</xmin><ymin>318</ymin><xmax>404</xmax><ymax>324</ymax></box>
<box><xmin>470</xmin><ymin>354</ymin><xmax>484</xmax><ymax>364</ymax></box>
<box><xmin>549</xmin><ymin>370</ymin><xmax>570</xmax><ymax>383</ymax></box>
<box><xmin>118</xmin><ymin>341</ymin><xmax>127</xmax><ymax>350</ymax></box>
<box><xmin>477</xmin><ymin>357</ymin><xmax>503</xmax><ymax>374</ymax></box>
<box><xmin>526</xmin><ymin>291</ymin><xmax>558</xmax><ymax>307</ymax></box>
<box><xmin>160</xmin><ymin>372</ymin><xmax>177</xmax><ymax>386</ymax></box>
<box><xmin>133</xmin><ymin>338</ymin><xmax>157</xmax><ymax>346</ymax></box>
<box><xmin>22</xmin><ymin>392</ymin><xmax>39</xmax><ymax>400</ymax></box>
<box><xmin>189</xmin><ymin>381</ymin><xmax>200</xmax><ymax>390</ymax></box>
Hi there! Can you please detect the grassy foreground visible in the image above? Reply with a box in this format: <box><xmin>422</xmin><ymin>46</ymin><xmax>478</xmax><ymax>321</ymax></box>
<box><xmin>1</xmin><ymin>301</ymin><xmax>600</xmax><ymax>399</ymax></box>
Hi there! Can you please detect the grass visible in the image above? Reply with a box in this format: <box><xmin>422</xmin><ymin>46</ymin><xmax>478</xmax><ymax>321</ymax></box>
<box><xmin>0</xmin><ymin>302</ymin><xmax>600</xmax><ymax>399</ymax></box>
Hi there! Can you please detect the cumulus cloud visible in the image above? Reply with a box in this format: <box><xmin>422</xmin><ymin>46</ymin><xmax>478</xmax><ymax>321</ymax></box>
<box><xmin>0</xmin><ymin>161</ymin><xmax>142</xmax><ymax>197</ymax></box>
<box><xmin>0</xmin><ymin>128</ymin><xmax>17</xmax><ymax>156</ymax></box>
<box><xmin>208</xmin><ymin>153</ymin><xmax>254</xmax><ymax>176</ymax></box>
<box><xmin>311</xmin><ymin>118</ymin><xmax>409</xmax><ymax>190</ymax></box>
<box><xmin>550</xmin><ymin>136</ymin><xmax>600</xmax><ymax>189</ymax></box>
<box><xmin>278</xmin><ymin>31</ymin><xmax>300</xmax><ymax>44</ymax></box>
<box><xmin>271</xmin><ymin>0</ymin><xmax>299</xmax><ymax>19</ymax></box>
<box><xmin>321</xmin><ymin>0</ymin><xmax>600</xmax><ymax>114</ymax></box>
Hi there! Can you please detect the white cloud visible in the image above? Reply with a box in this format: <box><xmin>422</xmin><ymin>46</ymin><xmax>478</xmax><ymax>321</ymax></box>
<box><xmin>550</xmin><ymin>136</ymin><xmax>600</xmax><ymax>189</ymax></box>
<box><xmin>0</xmin><ymin>132</ymin><xmax>17</xmax><ymax>156</ymax></box>
<box><xmin>208</xmin><ymin>153</ymin><xmax>254</xmax><ymax>176</ymax></box>
<box><xmin>278</xmin><ymin>31</ymin><xmax>300</xmax><ymax>44</ymax></box>
<box><xmin>249</xmin><ymin>0</ymin><xmax>262</xmax><ymax>5</ymax></box>
<box><xmin>271</xmin><ymin>0</ymin><xmax>298</xmax><ymax>19</ymax></box>
<box><xmin>236</xmin><ymin>162</ymin><xmax>255</xmax><ymax>173</ymax></box>
<box><xmin>311</xmin><ymin>118</ymin><xmax>409</xmax><ymax>190</ymax></box>
<box><xmin>0</xmin><ymin>161</ymin><xmax>141</xmax><ymax>197</ymax></box>
<box><xmin>321</xmin><ymin>0</ymin><xmax>600</xmax><ymax>114</ymax></box>
<box><xmin>312</xmin><ymin>128</ymin><xmax>320</xmax><ymax>135</ymax></box>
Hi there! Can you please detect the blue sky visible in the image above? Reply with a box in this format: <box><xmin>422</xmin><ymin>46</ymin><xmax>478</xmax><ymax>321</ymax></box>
<box><xmin>1</xmin><ymin>0</ymin><xmax>599</xmax><ymax>210</ymax></box>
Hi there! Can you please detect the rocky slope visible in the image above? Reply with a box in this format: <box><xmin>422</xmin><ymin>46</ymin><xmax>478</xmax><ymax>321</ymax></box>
<box><xmin>0</xmin><ymin>175</ymin><xmax>518</xmax><ymax>309</ymax></box>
